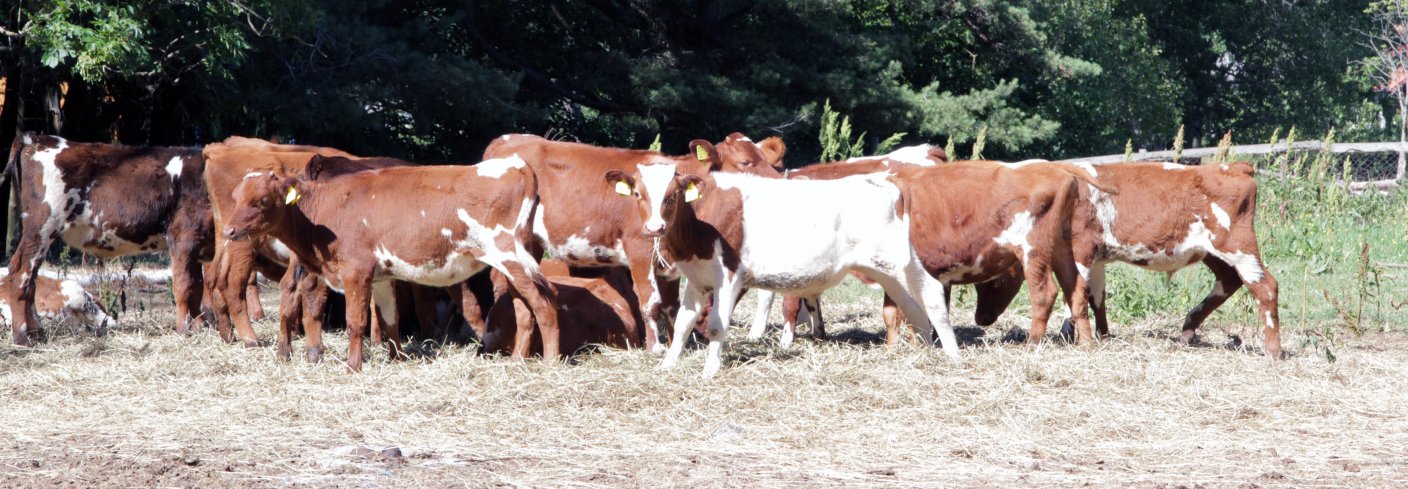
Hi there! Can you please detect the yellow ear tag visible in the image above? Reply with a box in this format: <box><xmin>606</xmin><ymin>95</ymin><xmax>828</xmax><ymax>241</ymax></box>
<box><xmin>684</xmin><ymin>182</ymin><xmax>700</xmax><ymax>203</ymax></box>
<box><xmin>614</xmin><ymin>180</ymin><xmax>633</xmax><ymax>196</ymax></box>
<box><xmin>695</xmin><ymin>145</ymin><xmax>709</xmax><ymax>161</ymax></box>
<box><xmin>284</xmin><ymin>186</ymin><xmax>301</xmax><ymax>205</ymax></box>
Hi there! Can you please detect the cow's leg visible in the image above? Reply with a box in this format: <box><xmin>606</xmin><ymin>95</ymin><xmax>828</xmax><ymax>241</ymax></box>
<box><xmin>275</xmin><ymin>264</ymin><xmax>302</xmax><ymax>362</ymax></box>
<box><xmin>411</xmin><ymin>286</ymin><xmax>443</xmax><ymax>341</ymax></box>
<box><xmin>371</xmin><ymin>281</ymin><xmax>405</xmax><ymax>361</ymax></box>
<box><xmin>1179</xmin><ymin>257</ymin><xmax>1244</xmax><ymax>345</ymax></box>
<box><xmin>779</xmin><ymin>294</ymin><xmax>801</xmax><ymax>349</ymax></box>
<box><xmin>700</xmin><ymin>276</ymin><xmax>745</xmax><ymax>378</ymax></box>
<box><xmin>490</xmin><ymin>237</ymin><xmax>561</xmax><ymax>362</ymax></box>
<box><xmin>218</xmin><ymin>240</ymin><xmax>260</xmax><ymax>347</ymax></box>
<box><xmin>1053</xmin><ymin>255</ymin><xmax>1094</xmax><ymax>345</ymax></box>
<box><xmin>625</xmin><ymin>248</ymin><xmax>665</xmax><ymax>353</ymax></box>
<box><xmin>746</xmin><ymin>289</ymin><xmax>775</xmax><ymax>340</ymax></box>
<box><xmin>865</xmin><ymin>265</ymin><xmax>957</xmax><ymax>359</ymax></box>
<box><xmin>1022</xmin><ymin>259</ymin><xmax>1059</xmax><ymax>347</ymax></box>
<box><xmin>246</xmin><ymin>274</ymin><xmax>265</xmax><ymax>322</ymax></box>
<box><xmin>163</xmin><ymin>229</ymin><xmax>205</xmax><ymax>335</ymax></box>
<box><xmin>804</xmin><ymin>297</ymin><xmax>825</xmax><ymax>339</ymax></box>
<box><xmin>509</xmin><ymin>296</ymin><xmax>535</xmax><ymax>358</ymax></box>
<box><xmin>659</xmin><ymin>283</ymin><xmax>705</xmax><ymax>371</ymax></box>
<box><xmin>340</xmin><ymin>270</ymin><xmax>374</xmax><ymax>372</ymax></box>
<box><xmin>1244</xmin><ymin>267</ymin><xmax>1282</xmax><ymax>360</ymax></box>
<box><xmin>1087</xmin><ymin>263</ymin><xmax>1110</xmax><ymax>338</ymax></box>
<box><xmin>204</xmin><ymin>249</ymin><xmax>234</xmax><ymax>341</ymax></box>
<box><xmin>298</xmin><ymin>271</ymin><xmax>329</xmax><ymax>364</ymax></box>
<box><xmin>882</xmin><ymin>293</ymin><xmax>904</xmax><ymax>346</ymax></box>
<box><xmin>6</xmin><ymin>211</ymin><xmax>60</xmax><ymax>346</ymax></box>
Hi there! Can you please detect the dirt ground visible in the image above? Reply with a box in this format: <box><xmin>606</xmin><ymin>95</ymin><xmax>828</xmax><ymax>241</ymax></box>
<box><xmin>1</xmin><ymin>277</ymin><xmax>1406</xmax><ymax>488</ymax></box>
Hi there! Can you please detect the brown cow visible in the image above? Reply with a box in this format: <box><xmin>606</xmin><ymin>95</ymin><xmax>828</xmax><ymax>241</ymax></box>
<box><xmin>482</xmin><ymin>259</ymin><xmax>644</xmax><ymax>357</ymax></box>
<box><xmin>994</xmin><ymin>160</ymin><xmax>1282</xmax><ymax>357</ymax></box>
<box><xmin>886</xmin><ymin>161</ymin><xmax>1116</xmax><ymax>349</ymax></box>
<box><xmin>3</xmin><ymin>134</ymin><xmax>209</xmax><ymax>345</ymax></box>
<box><xmin>222</xmin><ymin>154</ymin><xmax>558</xmax><ymax>371</ymax></box>
<box><xmin>202</xmin><ymin>139</ymin><xmax>402</xmax><ymax>353</ymax></box>
<box><xmin>481</xmin><ymin>133</ymin><xmax>784</xmax><ymax>353</ymax></box>
<box><xmin>0</xmin><ymin>271</ymin><xmax>115</xmax><ymax>334</ymax></box>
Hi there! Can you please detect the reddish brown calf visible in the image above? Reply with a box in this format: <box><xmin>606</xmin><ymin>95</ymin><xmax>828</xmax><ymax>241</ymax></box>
<box><xmin>223</xmin><ymin>155</ymin><xmax>558</xmax><ymax>371</ymax></box>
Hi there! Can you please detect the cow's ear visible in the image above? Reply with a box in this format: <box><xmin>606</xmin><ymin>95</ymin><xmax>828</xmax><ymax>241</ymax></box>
<box><xmin>927</xmin><ymin>145</ymin><xmax>948</xmax><ymax>163</ymax></box>
<box><xmin>679</xmin><ymin>174</ymin><xmax>706</xmax><ymax>203</ymax></box>
<box><xmin>688</xmin><ymin>140</ymin><xmax>721</xmax><ymax>171</ymax></box>
<box><xmin>282</xmin><ymin>181</ymin><xmax>303</xmax><ymax>206</ymax></box>
<box><xmin>305</xmin><ymin>155</ymin><xmax>328</xmax><ymax>181</ymax></box>
<box><xmin>605</xmin><ymin>169</ymin><xmax>636</xmax><ymax>197</ymax></box>
<box><xmin>758</xmin><ymin>136</ymin><xmax>787</xmax><ymax>170</ymax></box>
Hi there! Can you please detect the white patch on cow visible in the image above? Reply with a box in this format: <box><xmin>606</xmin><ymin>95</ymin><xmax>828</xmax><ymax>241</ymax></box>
<box><xmin>267</xmin><ymin>239</ymin><xmax>293</xmax><ymax>262</ymax></box>
<box><xmin>848</xmin><ymin>145</ymin><xmax>937</xmax><ymax>166</ymax></box>
<box><xmin>371</xmin><ymin>281</ymin><xmax>398</xmax><ymax>326</ymax></box>
<box><xmin>1265</xmin><ymin>311</ymin><xmax>1275</xmax><ymax>329</ymax></box>
<box><xmin>1002</xmin><ymin>159</ymin><xmax>1051</xmax><ymax>167</ymax></box>
<box><xmin>993</xmin><ymin>211</ymin><xmax>1036</xmax><ymax>264</ymax></box>
<box><xmin>1221</xmin><ymin>164</ymin><xmax>1229</xmax><ymax>172</ymax></box>
<box><xmin>475</xmin><ymin>154</ymin><xmax>526</xmax><ymax>178</ymax></box>
<box><xmin>420</xmin><ymin>210</ymin><xmax>427</xmax><ymax>218</ymax></box>
<box><xmin>1162</xmin><ymin>163</ymin><xmax>1189</xmax><ymax>170</ymax></box>
<box><xmin>501</xmin><ymin>135</ymin><xmax>511</xmax><ymax>141</ymax></box>
<box><xmin>1076</xmin><ymin>263</ymin><xmax>1090</xmax><ymax>281</ymax></box>
<box><xmin>22</xmin><ymin>134</ymin><xmax>32</xmax><ymax>145</ymax></box>
<box><xmin>735</xmin><ymin>136</ymin><xmax>752</xmax><ymax>142</ymax></box>
<box><xmin>637</xmin><ymin>163</ymin><xmax>678</xmax><ymax>234</ymax></box>
<box><xmin>243</xmin><ymin>171</ymin><xmax>265</xmax><ymax>179</ymax></box>
<box><xmin>35</xmin><ymin>139</ymin><xmax>74</xmax><ymax>243</ymax></box>
<box><xmin>440</xmin><ymin>228</ymin><xmax>453</xmax><ymax>237</ymax></box>
<box><xmin>1222</xmin><ymin>251</ymin><xmax>1264</xmax><ymax>284</ymax></box>
<box><xmin>59</xmin><ymin>280</ymin><xmax>88</xmax><ymax>310</ymax></box>
<box><xmin>165</xmin><ymin>156</ymin><xmax>184</xmax><ymax>180</ymax></box>
<box><xmin>1210</xmin><ymin>202</ymin><xmax>1231</xmax><ymax>230</ymax></box>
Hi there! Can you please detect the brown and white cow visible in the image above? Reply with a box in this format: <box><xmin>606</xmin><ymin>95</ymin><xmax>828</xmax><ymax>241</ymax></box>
<box><xmin>987</xmin><ymin>160</ymin><xmax>1282</xmax><ymax>357</ymax></box>
<box><xmin>3</xmin><ymin>134</ymin><xmax>209</xmax><ymax>345</ymax></box>
<box><xmin>201</xmin><ymin>139</ymin><xmax>403</xmax><ymax>354</ymax></box>
<box><xmin>482</xmin><ymin>259</ymin><xmax>644</xmax><ymax>357</ymax></box>
<box><xmin>222</xmin><ymin>154</ymin><xmax>558</xmax><ymax>371</ymax></box>
<box><xmin>893</xmin><ymin>161</ymin><xmax>1116</xmax><ymax>348</ymax></box>
<box><xmin>481</xmin><ymin>133</ymin><xmax>785</xmax><ymax>353</ymax></box>
<box><xmin>0</xmin><ymin>271</ymin><xmax>115</xmax><ymax>334</ymax></box>
<box><xmin>607</xmin><ymin>142</ymin><xmax>955</xmax><ymax>377</ymax></box>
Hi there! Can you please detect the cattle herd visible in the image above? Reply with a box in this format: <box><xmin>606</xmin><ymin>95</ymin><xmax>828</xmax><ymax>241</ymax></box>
<box><xmin>0</xmin><ymin>131</ymin><xmax>1281</xmax><ymax>377</ymax></box>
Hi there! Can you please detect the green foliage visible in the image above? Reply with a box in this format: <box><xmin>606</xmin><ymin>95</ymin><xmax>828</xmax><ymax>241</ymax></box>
<box><xmin>818</xmin><ymin>99</ymin><xmax>866</xmax><ymax>161</ymax></box>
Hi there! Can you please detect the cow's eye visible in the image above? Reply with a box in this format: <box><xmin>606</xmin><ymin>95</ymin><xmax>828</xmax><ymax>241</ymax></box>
<box><xmin>260</xmin><ymin>198</ymin><xmax>271</xmax><ymax>206</ymax></box>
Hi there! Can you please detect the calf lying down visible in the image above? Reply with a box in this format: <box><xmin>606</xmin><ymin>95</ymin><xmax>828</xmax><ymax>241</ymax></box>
<box><xmin>482</xmin><ymin>260</ymin><xmax>644</xmax><ymax>357</ymax></box>
<box><xmin>0</xmin><ymin>273</ymin><xmax>114</xmax><ymax>334</ymax></box>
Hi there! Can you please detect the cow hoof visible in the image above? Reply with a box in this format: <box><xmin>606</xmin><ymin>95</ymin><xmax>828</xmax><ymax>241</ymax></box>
<box><xmin>1178</xmin><ymin>330</ymin><xmax>1197</xmax><ymax>346</ymax></box>
<box><xmin>650</xmin><ymin>343</ymin><xmax>667</xmax><ymax>355</ymax></box>
<box><xmin>242</xmin><ymin>339</ymin><xmax>261</xmax><ymax>349</ymax></box>
<box><xmin>276</xmin><ymin>346</ymin><xmax>293</xmax><ymax>362</ymax></box>
<box><xmin>306</xmin><ymin>347</ymin><xmax>324</xmax><ymax>364</ymax></box>
<box><xmin>1058</xmin><ymin>319</ymin><xmax>1075</xmax><ymax>342</ymax></box>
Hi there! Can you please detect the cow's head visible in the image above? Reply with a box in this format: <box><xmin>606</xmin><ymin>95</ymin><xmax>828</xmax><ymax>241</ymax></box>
<box><xmin>607</xmin><ymin>141</ymin><xmax>717</xmax><ymax>237</ymax></box>
<box><xmin>225</xmin><ymin>171</ymin><xmax>303</xmax><ymax>241</ymax></box>
<box><xmin>59</xmin><ymin>280</ymin><xmax>116</xmax><ymax>335</ymax></box>
<box><xmin>714</xmin><ymin>132</ymin><xmax>787</xmax><ymax>175</ymax></box>
<box><xmin>973</xmin><ymin>264</ymin><xmax>1025</xmax><ymax>326</ymax></box>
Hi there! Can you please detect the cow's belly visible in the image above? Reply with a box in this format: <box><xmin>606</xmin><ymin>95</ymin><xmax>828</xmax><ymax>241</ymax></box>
<box><xmin>543</xmin><ymin>236</ymin><xmax>625</xmax><ymax>267</ymax></box>
<box><xmin>59</xmin><ymin>220</ymin><xmax>166</xmax><ymax>258</ymax></box>
<box><xmin>373</xmin><ymin>247</ymin><xmax>488</xmax><ymax>287</ymax></box>
<box><xmin>1102</xmin><ymin>245</ymin><xmax>1205</xmax><ymax>272</ymax></box>
<box><xmin>740</xmin><ymin>247</ymin><xmax>849</xmax><ymax>295</ymax></box>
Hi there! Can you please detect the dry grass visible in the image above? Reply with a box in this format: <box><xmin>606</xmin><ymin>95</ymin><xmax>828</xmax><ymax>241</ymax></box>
<box><xmin>1</xmin><ymin>277</ymin><xmax>1407</xmax><ymax>488</ymax></box>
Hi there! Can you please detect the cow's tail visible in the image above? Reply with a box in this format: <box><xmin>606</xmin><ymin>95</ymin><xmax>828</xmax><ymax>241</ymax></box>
<box><xmin>513</xmin><ymin>165</ymin><xmax>557</xmax><ymax>301</ymax></box>
<box><xmin>4</xmin><ymin>131</ymin><xmax>28</xmax><ymax>190</ymax></box>
<box><xmin>1058</xmin><ymin>163</ymin><xmax>1119</xmax><ymax>195</ymax></box>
